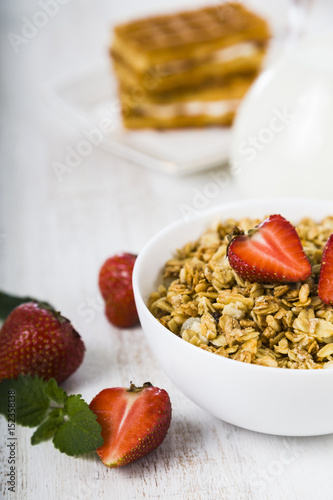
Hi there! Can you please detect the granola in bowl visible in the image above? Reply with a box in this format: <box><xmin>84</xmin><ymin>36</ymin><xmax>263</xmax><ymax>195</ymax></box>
<box><xmin>148</xmin><ymin>215</ymin><xmax>333</xmax><ymax>369</ymax></box>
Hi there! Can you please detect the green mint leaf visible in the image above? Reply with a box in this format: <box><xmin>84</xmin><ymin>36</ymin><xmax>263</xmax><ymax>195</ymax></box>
<box><xmin>31</xmin><ymin>410</ymin><xmax>65</xmax><ymax>445</ymax></box>
<box><xmin>0</xmin><ymin>375</ymin><xmax>49</xmax><ymax>427</ymax></box>
<box><xmin>44</xmin><ymin>378</ymin><xmax>67</xmax><ymax>405</ymax></box>
<box><xmin>0</xmin><ymin>290</ymin><xmax>53</xmax><ymax>320</ymax></box>
<box><xmin>0</xmin><ymin>375</ymin><xmax>102</xmax><ymax>458</ymax></box>
<box><xmin>53</xmin><ymin>395</ymin><xmax>103</xmax><ymax>456</ymax></box>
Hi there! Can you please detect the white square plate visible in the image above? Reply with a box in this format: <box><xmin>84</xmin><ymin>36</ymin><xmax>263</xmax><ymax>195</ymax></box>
<box><xmin>41</xmin><ymin>62</ymin><xmax>233</xmax><ymax>175</ymax></box>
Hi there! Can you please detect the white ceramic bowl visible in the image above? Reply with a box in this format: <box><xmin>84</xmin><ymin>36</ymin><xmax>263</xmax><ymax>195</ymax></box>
<box><xmin>133</xmin><ymin>198</ymin><xmax>333</xmax><ymax>436</ymax></box>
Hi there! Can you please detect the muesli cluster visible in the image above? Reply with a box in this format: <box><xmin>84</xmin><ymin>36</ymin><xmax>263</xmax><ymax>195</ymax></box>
<box><xmin>148</xmin><ymin>216</ymin><xmax>333</xmax><ymax>369</ymax></box>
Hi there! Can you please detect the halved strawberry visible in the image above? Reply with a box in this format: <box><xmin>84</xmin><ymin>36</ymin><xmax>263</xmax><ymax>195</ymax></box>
<box><xmin>89</xmin><ymin>382</ymin><xmax>171</xmax><ymax>468</ymax></box>
<box><xmin>318</xmin><ymin>233</ymin><xmax>333</xmax><ymax>304</ymax></box>
<box><xmin>227</xmin><ymin>214</ymin><xmax>312</xmax><ymax>283</ymax></box>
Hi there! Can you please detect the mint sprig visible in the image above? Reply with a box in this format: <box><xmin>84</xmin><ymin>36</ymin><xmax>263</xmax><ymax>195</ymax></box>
<box><xmin>0</xmin><ymin>375</ymin><xmax>103</xmax><ymax>456</ymax></box>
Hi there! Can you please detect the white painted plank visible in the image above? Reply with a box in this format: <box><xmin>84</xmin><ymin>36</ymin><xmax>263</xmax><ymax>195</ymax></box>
<box><xmin>1</xmin><ymin>1</ymin><xmax>333</xmax><ymax>500</ymax></box>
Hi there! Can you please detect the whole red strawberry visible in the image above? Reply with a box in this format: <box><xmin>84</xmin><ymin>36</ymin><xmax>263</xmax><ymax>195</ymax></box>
<box><xmin>0</xmin><ymin>302</ymin><xmax>85</xmax><ymax>383</ymax></box>
<box><xmin>318</xmin><ymin>233</ymin><xmax>333</xmax><ymax>305</ymax></box>
<box><xmin>89</xmin><ymin>382</ymin><xmax>171</xmax><ymax>468</ymax></box>
<box><xmin>98</xmin><ymin>253</ymin><xmax>139</xmax><ymax>328</ymax></box>
<box><xmin>227</xmin><ymin>214</ymin><xmax>312</xmax><ymax>283</ymax></box>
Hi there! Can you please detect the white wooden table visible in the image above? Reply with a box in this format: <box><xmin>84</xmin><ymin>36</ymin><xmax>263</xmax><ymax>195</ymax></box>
<box><xmin>1</xmin><ymin>1</ymin><xmax>332</xmax><ymax>499</ymax></box>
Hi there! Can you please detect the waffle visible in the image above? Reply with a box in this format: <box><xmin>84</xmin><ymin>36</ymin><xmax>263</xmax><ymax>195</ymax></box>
<box><xmin>119</xmin><ymin>74</ymin><xmax>256</xmax><ymax>129</ymax></box>
<box><xmin>110</xmin><ymin>3</ymin><xmax>270</xmax><ymax>129</ymax></box>
<box><xmin>112</xmin><ymin>45</ymin><xmax>266</xmax><ymax>94</ymax></box>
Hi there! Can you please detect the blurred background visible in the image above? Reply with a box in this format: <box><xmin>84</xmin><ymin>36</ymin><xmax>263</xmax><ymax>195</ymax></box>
<box><xmin>0</xmin><ymin>0</ymin><xmax>332</xmax><ymax>311</ymax></box>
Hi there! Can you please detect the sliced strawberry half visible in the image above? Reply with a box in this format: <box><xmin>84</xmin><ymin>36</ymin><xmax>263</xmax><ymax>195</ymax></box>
<box><xmin>318</xmin><ymin>233</ymin><xmax>333</xmax><ymax>305</ymax></box>
<box><xmin>89</xmin><ymin>382</ymin><xmax>171</xmax><ymax>468</ymax></box>
<box><xmin>227</xmin><ymin>214</ymin><xmax>312</xmax><ymax>283</ymax></box>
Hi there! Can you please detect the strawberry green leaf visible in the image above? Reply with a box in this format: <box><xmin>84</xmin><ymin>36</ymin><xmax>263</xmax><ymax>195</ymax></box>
<box><xmin>0</xmin><ymin>290</ymin><xmax>53</xmax><ymax>320</ymax></box>
<box><xmin>31</xmin><ymin>410</ymin><xmax>65</xmax><ymax>445</ymax></box>
<box><xmin>44</xmin><ymin>379</ymin><xmax>67</xmax><ymax>405</ymax></box>
<box><xmin>0</xmin><ymin>375</ymin><xmax>50</xmax><ymax>426</ymax></box>
<box><xmin>53</xmin><ymin>395</ymin><xmax>103</xmax><ymax>456</ymax></box>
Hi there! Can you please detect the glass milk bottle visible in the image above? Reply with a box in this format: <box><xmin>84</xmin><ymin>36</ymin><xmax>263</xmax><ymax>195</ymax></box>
<box><xmin>230</xmin><ymin>0</ymin><xmax>333</xmax><ymax>199</ymax></box>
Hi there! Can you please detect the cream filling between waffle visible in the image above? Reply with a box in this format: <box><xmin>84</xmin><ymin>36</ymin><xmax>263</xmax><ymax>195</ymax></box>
<box><xmin>135</xmin><ymin>99</ymin><xmax>240</xmax><ymax>118</ymax></box>
<box><xmin>157</xmin><ymin>42</ymin><xmax>261</xmax><ymax>74</ymax></box>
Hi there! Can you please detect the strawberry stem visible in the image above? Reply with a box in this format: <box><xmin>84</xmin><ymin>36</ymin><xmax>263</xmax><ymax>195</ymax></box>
<box><xmin>127</xmin><ymin>382</ymin><xmax>153</xmax><ymax>393</ymax></box>
<box><xmin>226</xmin><ymin>227</ymin><xmax>245</xmax><ymax>256</ymax></box>
<box><xmin>227</xmin><ymin>226</ymin><xmax>245</xmax><ymax>243</ymax></box>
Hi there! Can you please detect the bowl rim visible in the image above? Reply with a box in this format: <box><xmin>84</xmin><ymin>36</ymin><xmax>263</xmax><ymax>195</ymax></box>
<box><xmin>133</xmin><ymin>197</ymin><xmax>333</xmax><ymax>377</ymax></box>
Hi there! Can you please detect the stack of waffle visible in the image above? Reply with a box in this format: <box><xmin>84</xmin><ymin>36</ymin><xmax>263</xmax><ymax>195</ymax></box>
<box><xmin>110</xmin><ymin>2</ymin><xmax>270</xmax><ymax>129</ymax></box>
